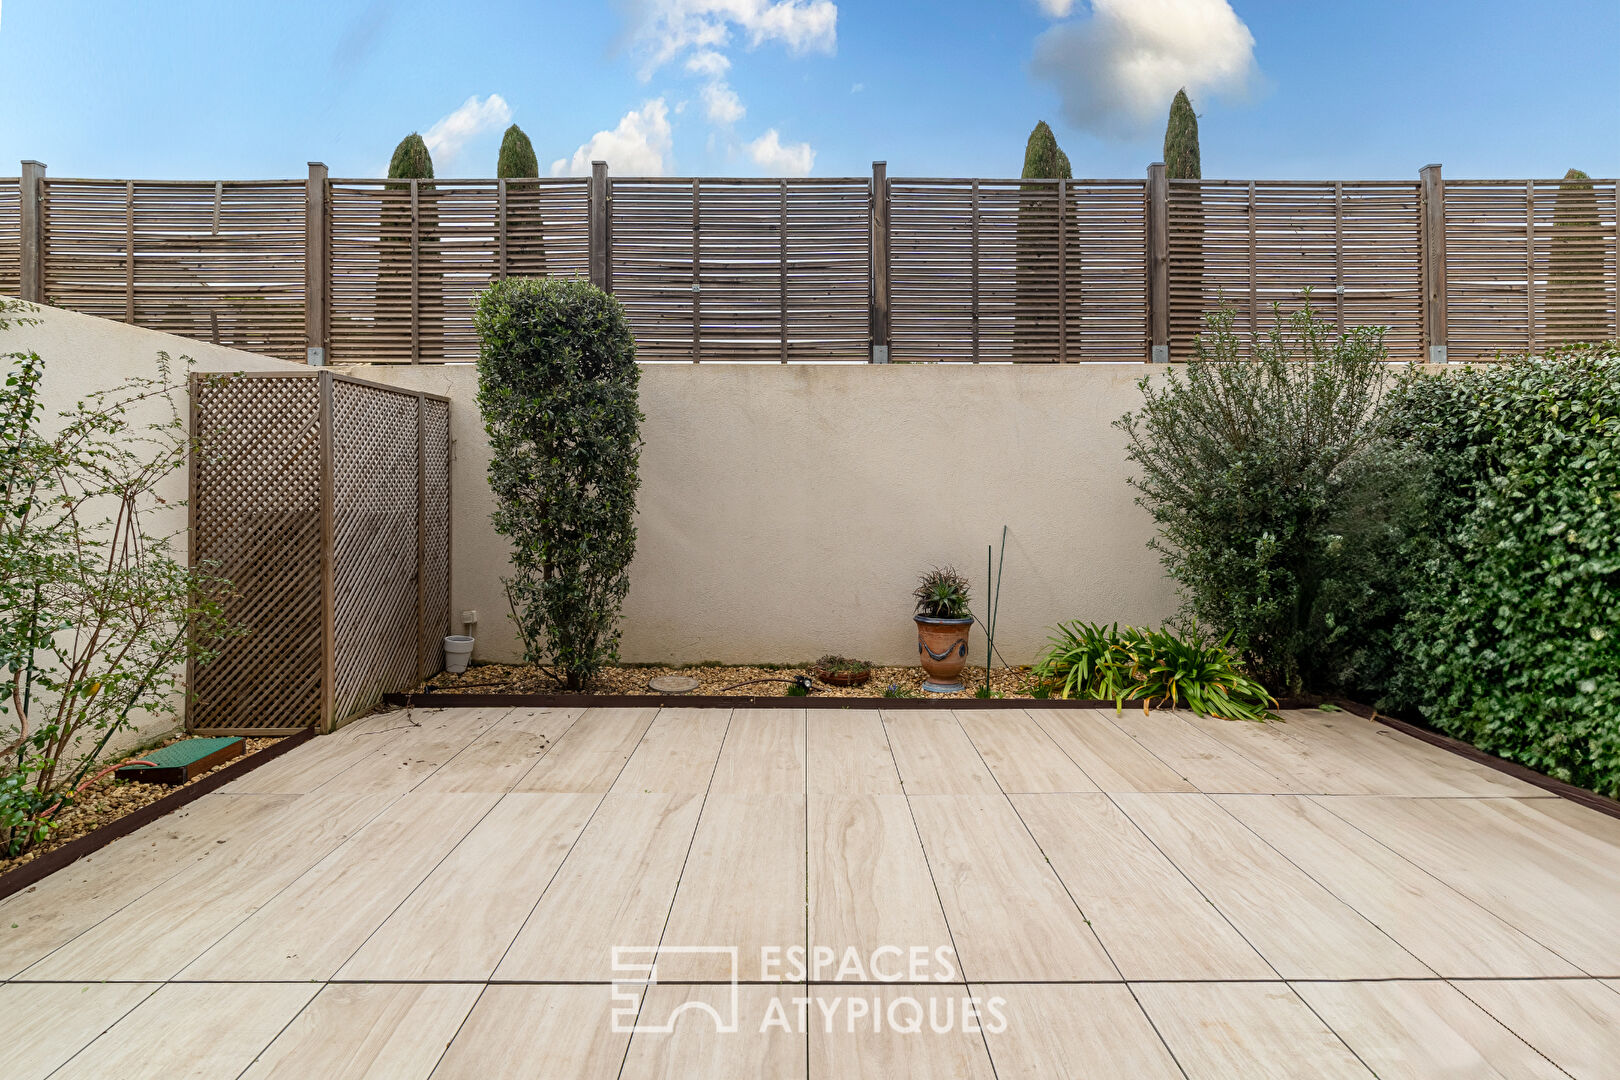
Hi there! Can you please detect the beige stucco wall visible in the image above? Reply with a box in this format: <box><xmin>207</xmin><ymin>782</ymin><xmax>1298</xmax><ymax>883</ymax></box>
<box><xmin>335</xmin><ymin>361</ymin><xmax>1179</xmax><ymax>667</ymax></box>
<box><xmin>4</xmin><ymin>300</ymin><xmax>306</xmax><ymax>756</ymax></box>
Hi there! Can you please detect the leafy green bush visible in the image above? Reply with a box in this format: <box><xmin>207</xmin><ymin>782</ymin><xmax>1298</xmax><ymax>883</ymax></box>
<box><xmin>1383</xmin><ymin>346</ymin><xmax>1620</xmax><ymax>794</ymax></box>
<box><xmin>388</xmin><ymin>133</ymin><xmax>434</xmax><ymax>179</ymax></box>
<box><xmin>497</xmin><ymin>124</ymin><xmax>539</xmax><ymax>179</ymax></box>
<box><xmin>1031</xmin><ymin>622</ymin><xmax>1274</xmax><ymax>721</ymax></box>
<box><xmin>473</xmin><ymin>278</ymin><xmax>643</xmax><ymax>691</ymax></box>
<box><xmin>1117</xmin><ymin>296</ymin><xmax>1400</xmax><ymax>693</ymax></box>
<box><xmin>3</xmin><ymin>304</ymin><xmax>233</xmax><ymax>855</ymax></box>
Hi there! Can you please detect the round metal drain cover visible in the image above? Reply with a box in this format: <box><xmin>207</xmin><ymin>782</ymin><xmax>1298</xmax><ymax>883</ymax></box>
<box><xmin>648</xmin><ymin>675</ymin><xmax>701</xmax><ymax>694</ymax></box>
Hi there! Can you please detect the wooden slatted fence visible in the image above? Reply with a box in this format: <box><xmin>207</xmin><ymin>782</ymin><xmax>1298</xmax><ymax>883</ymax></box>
<box><xmin>1167</xmin><ymin>180</ymin><xmax>1423</xmax><ymax>357</ymax></box>
<box><xmin>0</xmin><ymin>177</ymin><xmax>19</xmax><ymax>299</ymax></box>
<box><xmin>328</xmin><ymin>177</ymin><xmax>589</xmax><ymax>363</ymax></box>
<box><xmin>7</xmin><ymin>165</ymin><xmax>1616</xmax><ymax>362</ymax></box>
<box><xmin>1443</xmin><ymin>178</ymin><xmax>1619</xmax><ymax>355</ymax></box>
<box><xmin>609</xmin><ymin>177</ymin><xmax>870</xmax><ymax>361</ymax></box>
<box><xmin>188</xmin><ymin>371</ymin><xmax>450</xmax><ymax>735</ymax></box>
<box><xmin>888</xmin><ymin>178</ymin><xmax>1148</xmax><ymax>361</ymax></box>
<box><xmin>39</xmin><ymin>178</ymin><xmax>306</xmax><ymax>359</ymax></box>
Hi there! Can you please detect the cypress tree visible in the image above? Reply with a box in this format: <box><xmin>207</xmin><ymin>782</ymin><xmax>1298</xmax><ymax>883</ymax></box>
<box><xmin>1549</xmin><ymin>169</ymin><xmax>1606</xmax><ymax>344</ymax></box>
<box><xmin>388</xmin><ymin>133</ymin><xmax>435</xmax><ymax>179</ymax></box>
<box><xmin>1163</xmin><ymin>89</ymin><xmax>1201</xmax><ymax>180</ymax></box>
<box><xmin>1164</xmin><ymin>90</ymin><xmax>1203</xmax><ymax>342</ymax></box>
<box><xmin>497</xmin><ymin>125</ymin><xmax>539</xmax><ymax>179</ymax></box>
<box><xmin>495</xmin><ymin>124</ymin><xmax>547</xmax><ymax>277</ymax></box>
<box><xmin>1021</xmin><ymin>121</ymin><xmax>1072</xmax><ymax>180</ymax></box>
<box><xmin>384</xmin><ymin>133</ymin><xmax>438</xmax><ymax>356</ymax></box>
<box><xmin>1016</xmin><ymin>121</ymin><xmax>1072</xmax><ymax>359</ymax></box>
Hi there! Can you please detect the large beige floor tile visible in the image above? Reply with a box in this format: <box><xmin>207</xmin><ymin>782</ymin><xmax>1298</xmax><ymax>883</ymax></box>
<box><xmin>50</xmin><ymin>982</ymin><xmax>318</xmax><ymax>1080</ymax></box>
<box><xmin>24</xmin><ymin>791</ymin><xmax>392</xmax><ymax>980</ymax></box>
<box><xmin>1014</xmin><ymin>793</ymin><xmax>1272</xmax><ymax>979</ymax></box>
<box><xmin>314</xmin><ymin>708</ymin><xmax>506</xmax><ymax>794</ymax></box>
<box><xmin>1514</xmin><ymin>796</ymin><xmax>1620</xmax><ymax>850</ymax></box>
<box><xmin>1321</xmin><ymin>796</ymin><xmax>1620</xmax><ymax>973</ymax></box>
<box><xmin>1024</xmin><ymin>709</ymin><xmax>1196</xmax><ymax>792</ymax></box>
<box><xmin>620</xmin><ymin>986</ymin><xmax>806</xmax><ymax>1079</ymax></box>
<box><xmin>1271</xmin><ymin>709</ymin><xmax>1543</xmax><ymax>796</ymax></box>
<box><xmin>883</xmin><ymin>711</ymin><xmax>1000</xmax><ymax>795</ymax></box>
<box><xmin>611</xmin><ymin>708</ymin><xmax>730</xmax><ymax>794</ymax></box>
<box><xmin>1296</xmin><ymin>980</ymin><xmax>1566</xmax><ymax>1079</ymax></box>
<box><xmin>511</xmin><ymin>707</ymin><xmax>658</xmax><ymax>792</ymax></box>
<box><xmin>659</xmin><ymin>794</ymin><xmax>805</xmax><ymax>981</ymax></box>
<box><xmin>710</xmin><ymin>709</ymin><xmax>805</xmax><ymax>794</ymax></box>
<box><xmin>979</xmin><ymin>984</ymin><xmax>1182</xmax><ymax>1079</ymax></box>
<box><xmin>418</xmin><ymin>707</ymin><xmax>584</xmax><ymax>793</ymax></box>
<box><xmin>241</xmin><ymin>983</ymin><xmax>481</xmax><ymax>1080</ymax></box>
<box><xmin>0</xmin><ymin>793</ymin><xmax>295</xmax><ymax>977</ymax></box>
<box><xmin>956</xmin><ymin>709</ymin><xmax>1098</xmax><ymax>792</ymax></box>
<box><xmin>1113</xmin><ymin>793</ymin><xmax>1430</xmax><ymax>979</ymax></box>
<box><xmin>806</xmin><ymin>710</ymin><xmax>902</xmax><ymax>794</ymax></box>
<box><xmin>0</xmin><ymin>983</ymin><xmax>158</xmax><ymax>1080</ymax></box>
<box><xmin>1217</xmin><ymin>794</ymin><xmax>1580</xmax><ymax>978</ymax></box>
<box><xmin>809</xmin><ymin>794</ymin><xmax>954</xmax><ymax>981</ymax></box>
<box><xmin>180</xmin><ymin>792</ymin><xmax>498</xmax><ymax>980</ymax></box>
<box><xmin>1109</xmin><ymin>709</ymin><xmax>1297</xmax><ymax>793</ymax></box>
<box><xmin>495</xmin><ymin>792</ymin><xmax>703</xmax><ymax>981</ymax></box>
<box><xmin>808</xmin><ymin>984</ymin><xmax>997</xmax><ymax>1079</ymax></box>
<box><xmin>432</xmin><ymin>985</ymin><xmax>629</xmax><ymax>1080</ymax></box>
<box><xmin>906</xmin><ymin>794</ymin><xmax>1116</xmax><ymax>981</ymax></box>
<box><xmin>338</xmin><ymin>792</ymin><xmax>601</xmax><ymax>980</ymax></box>
<box><xmin>220</xmin><ymin>718</ymin><xmax>416</xmax><ymax>795</ymax></box>
<box><xmin>1134</xmin><ymin>982</ymin><xmax>1372</xmax><ymax>1079</ymax></box>
<box><xmin>1456</xmin><ymin>979</ymin><xmax>1620</xmax><ymax>1080</ymax></box>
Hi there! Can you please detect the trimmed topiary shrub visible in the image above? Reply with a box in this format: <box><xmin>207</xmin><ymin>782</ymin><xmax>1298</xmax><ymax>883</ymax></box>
<box><xmin>1021</xmin><ymin>121</ymin><xmax>1072</xmax><ymax>181</ymax></box>
<box><xmin>473</xmin><ymin>278</ymin><xmax>643</xmax><ymax>690</ymax></box>
<box><xmin>1382</xmin><ymin>345</ymin><xmax>1620</xmax><ymax>795</ymax></box>
<box><xmin>497</xmin><ymin>124</ymin><xmax>539</xmax><ymax>179</ymax></box>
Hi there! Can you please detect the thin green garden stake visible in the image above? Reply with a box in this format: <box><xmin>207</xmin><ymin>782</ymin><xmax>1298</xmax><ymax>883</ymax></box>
<box><xmin>980</xmin><ymin>525</ymin><xmax>1008</xmax><ymax>697</ymax></box>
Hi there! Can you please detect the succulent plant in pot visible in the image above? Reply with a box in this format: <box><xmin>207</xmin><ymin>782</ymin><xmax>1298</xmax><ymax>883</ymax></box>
<box><xmin>814</xmin><ymin>655</ymin><xmax>874</xmax><ymax>687</ymax></box>
<box><xmin>913</xmin><ymin>566</ymin><xmax>973</xmax><ymax>693</ymax></box>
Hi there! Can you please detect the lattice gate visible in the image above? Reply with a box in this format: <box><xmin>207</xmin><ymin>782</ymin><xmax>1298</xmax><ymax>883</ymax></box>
<box><xmin>188</xmin><ymin>371</ymin><xmax>450</xmax><ymax>734</ymax></box>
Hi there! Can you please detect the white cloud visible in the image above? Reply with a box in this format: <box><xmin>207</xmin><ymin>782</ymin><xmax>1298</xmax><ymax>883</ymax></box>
<box><xmin>684</xmin><ymin>49</ymin><xmax>731</xmax><ymax>78</ymax></box>
<box><xmin>1030</xmin><ymin>0</ymin><xmax>1258</xmax><ymax>139</ymax></box>
<box><xmin>634</xmin><ymin>0</ymin><xmax>838</xmax><ymax>77</ymax></box>
<box><xmin>550</xmin><ymin>99</ymin><xmax>674</xmax><ymax>176</ymax></box>
<box><xmin>702</xmin><ymin>81</ymin><xmax>746</xmax><ymax>125</ymax></box>
<box><xmin>850</xmin><ymin>82</ymin><xmax>864</xmax><ymax>93</ymax></box>
<box><xmin>1035</xmin><ymin>0</ymin><xmax>1076</xmax><ymax>14</ymax></box>
<box><xmin>745</xmin><ymin>129</ymin><xmax>814</xmax><ymax>176</ymax></box>
<box><xmin>421</xmin><ymin>94</ymin><xmax>512</xmax><ymax>171</ymax></box>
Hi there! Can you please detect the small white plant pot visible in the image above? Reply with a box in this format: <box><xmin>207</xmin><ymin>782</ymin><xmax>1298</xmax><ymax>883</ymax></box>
<box><xmin>443</xmin><ymin>635</ymin><xmax>475</xmax><ymax>674</ymax></box>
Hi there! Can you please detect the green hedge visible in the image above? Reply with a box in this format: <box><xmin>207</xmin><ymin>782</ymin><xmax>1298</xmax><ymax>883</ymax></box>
<box><xmin>1384</xmin><ymin>345</ymin><xmax>1620</xmax><ymax>795</ymax></box>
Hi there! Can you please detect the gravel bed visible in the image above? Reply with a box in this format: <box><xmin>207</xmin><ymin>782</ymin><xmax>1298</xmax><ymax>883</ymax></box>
<box><xmin>421</xmin><ymin>662</ymin><xmax>1043</xmax><ymax>700</ymax></box>
<box><xmin>0</xmin><ymin>735</ymin><xmax>282</xmax><ymax>877</ymax></box>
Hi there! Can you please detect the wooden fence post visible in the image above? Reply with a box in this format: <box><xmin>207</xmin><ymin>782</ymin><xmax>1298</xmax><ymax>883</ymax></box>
<box><xmin>1147</xmin><ymin>162</ymin><xmax>1169</xmax><ymax>362</ymax></box>
<box><xmin>19</xmin><ymin>160</ymin><xmax>46</xmax><ymax>303</ymax></box>
<box><xmin>871</xmin><ymin>161</ymin><xmax>890</xmax><ymax>363</ymax></box>
<box><xmin>1420</xmin><ymin>163</ymin><xmax>1448</xmax><ymax>362</ymax></box>
<box><xmin>589</xmin><ymin>160</ymin><xmax>609</xmax><ymax>291</ymax></box>
<box><xmin>306</xmin><ymin>162</ymin><xmax>328</xmax><ymax>365</ymax></box>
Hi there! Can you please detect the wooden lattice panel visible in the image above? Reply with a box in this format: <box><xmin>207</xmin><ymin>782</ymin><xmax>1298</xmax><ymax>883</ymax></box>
<box><xmin>0</xmin><ymin>177</ymin><xmax>19</xmax><ymax>299</ymax></box>
<box><xmin>1444</xmin><ymin>179</ymin><xmax>1619</xmax><ymax>357</ymax></box>
<box><xmin>40</xmin><ymin>178</ymin><xmax>307</xmax><ymax>360</ymax></box>
<box><xmin>329</xmin><ymin>377</ymin><xmax>423</xmax><ymax>722</ymax></box>
<box><xmin>189</xmin><ymin>375</ymin><xmax>324</xmax><ymax>734</ymax></box>
<box><xmin>609</xmin><ymin>177</ymin><xmax>871</xmax><ymax>361</ymax></box>
<box><xmin>1167</xmin><ymin>180</ymin><xmax>1423</xmax><ymax>359</ymax></box>
<box><xmin>328</xmin><ymin>178</ymin><xmax>589</xmax><ymax>363</ymax></box>
<box><xmin>889</xmin><ymin>178</ymin><xmax>1147</xmax><ymax>361</ymax></box>
<box><xmin>421</xmin><ymin>397</ymin><xmax>452</xmax><ymax>680</ymax></box>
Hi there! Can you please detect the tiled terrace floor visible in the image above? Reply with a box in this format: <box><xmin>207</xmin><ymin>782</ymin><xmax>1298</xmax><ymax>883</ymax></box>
<box><xmin>3</xmin><ymin>704</ymin><xmax>1620</xmax><ymax>1078</ymax></box>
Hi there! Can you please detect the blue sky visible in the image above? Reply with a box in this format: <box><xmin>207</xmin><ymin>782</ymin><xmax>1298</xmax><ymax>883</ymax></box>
<box><xmin>1</xmin><ymin>0</ymin><xmax>1615</xmax><ymax>181</ymax></box>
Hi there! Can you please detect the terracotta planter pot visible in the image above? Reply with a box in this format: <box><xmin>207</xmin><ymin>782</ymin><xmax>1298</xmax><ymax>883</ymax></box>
<box><xmin>915</xmin><ymin>615</ymin><xmax>973</xmax><ymax>693</ymax></box>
